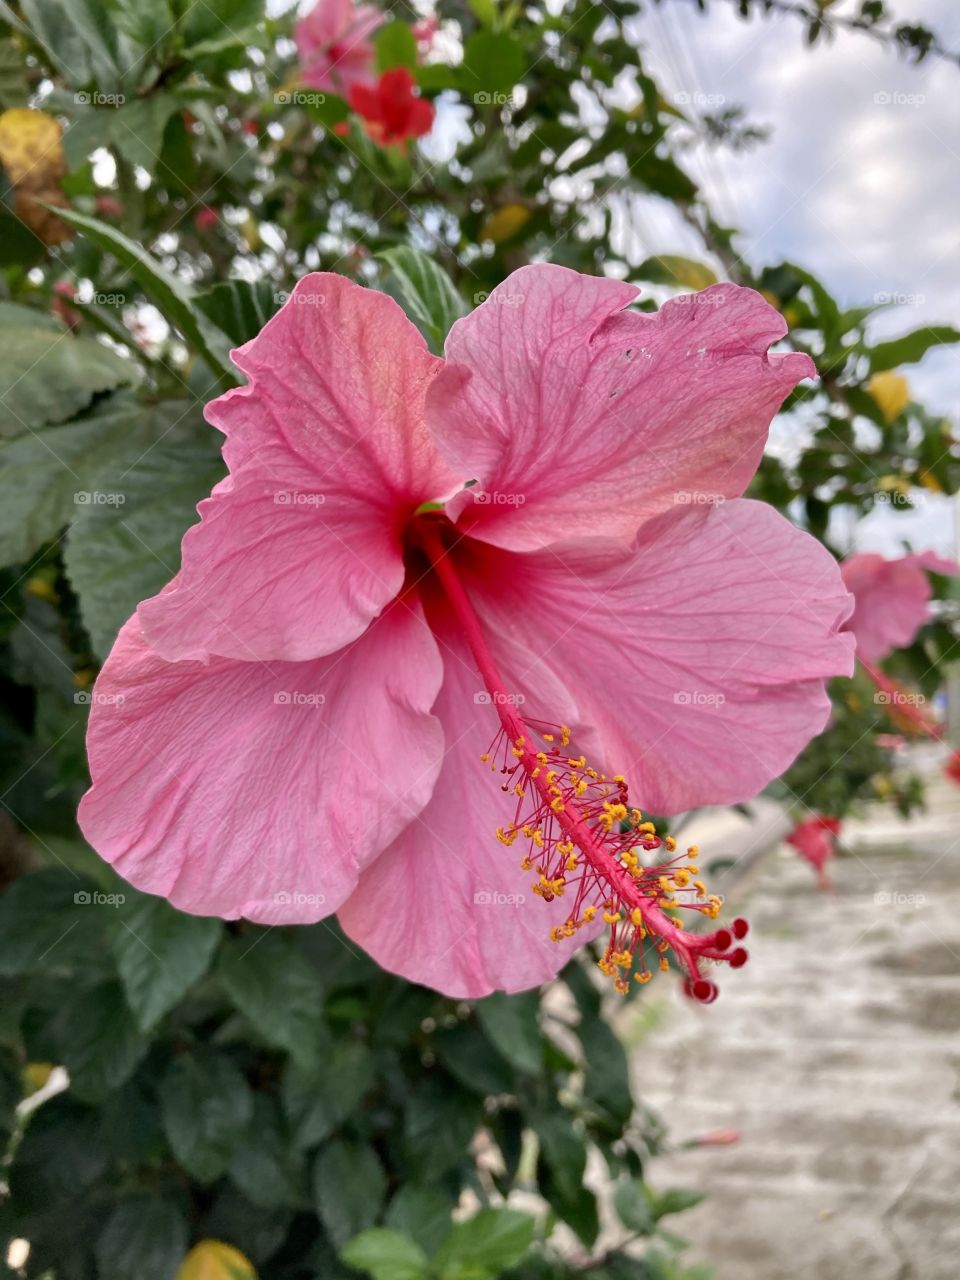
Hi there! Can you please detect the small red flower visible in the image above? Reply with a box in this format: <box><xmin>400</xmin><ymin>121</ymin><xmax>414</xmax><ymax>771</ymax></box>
<box><xmin>95</xmin><ymin>195</ymin><xmax>123</xmax><ymax>219</ymax></box>
<box><xmin>52</xmin><ymin>280</ymin><xmax>80</xmax><ymax>330</ymax></box>
<box><xmin>194</xmin><ymin>205</ymin><xmax>219</xmax><ymax>233</ymax></box>
<box><xmin>349</xmin><ymin>67</ymin><xmax>434</xmax><ymax>147</ymax></box>
<box><xmin>786</xmin><ymin>816</ymin><xmax>841</xmax><ymax>890</ymax></box>
<box><xmin>945</xmin><ymin>750</ymin><xmax>960</xmax><ymax>787</ymax></box>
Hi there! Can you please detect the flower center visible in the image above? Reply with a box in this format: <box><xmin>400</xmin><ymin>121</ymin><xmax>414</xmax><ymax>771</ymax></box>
<box><xmin>413</xmin><ymin>514</ymin><xmax>749</xmax><ymax>1002</ymax></box>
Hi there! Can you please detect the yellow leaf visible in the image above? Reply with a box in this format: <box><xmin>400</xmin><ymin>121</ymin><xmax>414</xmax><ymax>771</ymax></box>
<box><xmin>176</xmin><ymin>1241</ymin><xmax>258</xmax><ymax>1280</ymax></box>
<box><xmin>479</xmin><ymin>203</ymin><xmax>531</xmax><ymax>244</ymax></box>
<box><xmin>866</xmin><ymin>370</ymin><xmax>910</xmax><ymax>423</ymax></box>
<box><xmin>0</xmin><ymin>107</ymin><xmax>71</xmax><ymax>245</ymax></box>
<box><xmin>918</xmin><ymin>467</ymin><xmax>943</xmax><ymax>494</ymax></box>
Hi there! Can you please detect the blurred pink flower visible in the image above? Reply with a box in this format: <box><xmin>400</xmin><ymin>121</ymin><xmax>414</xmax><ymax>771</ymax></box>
<box><xmin>840</xmin><ymin>550</ymin><xmax>959</xmax><ymax>661</ymax></box>
<box><xmin>296</xmin><ymin>0</ymin><xmax>383</xmax><ymax>97</ymax></box>
<box><xmin>412</xmin><ymin>15</ymin><xmax>439</xmax><ymax>53</ymax></box>
<box><xmin>786</xmin><ymin>815</ymin><xmax>841</xmax><ymax>890</ymax></box>
<box><xmin>79</xmin><ymin>267</ymin><xmax>853</xmax><ymax>999</ymax></box>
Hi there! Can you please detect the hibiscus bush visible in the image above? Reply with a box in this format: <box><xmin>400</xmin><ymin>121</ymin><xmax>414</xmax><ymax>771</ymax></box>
<box><xmin>0</xmin><ymin>0</ymin><xmax>957</xmax><ymax>1278</ymax></box>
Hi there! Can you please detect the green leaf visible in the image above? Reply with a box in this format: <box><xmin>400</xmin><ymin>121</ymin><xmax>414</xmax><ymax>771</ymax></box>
<box><xmin>95</xmin><ymin>1194</ymin><xmax>189</xmax><ymax>1280</ymax></box>
<box><xmin>45</xmin><ymin>205</ymin><xmax>236</xmax><ymax>383</ymax></box>
<box><xmin>869</xmin><ymin>325</ymin><xmax>960</xmax><ymax>373</ymax></box>
<box><xmin>56</xmin><ymin>979</ymin><xmax>149</xmax><ymax>1101</ymax></box>
<box><xmin>228</xmin><ymin>1094</ymin><xmax>306</xmax><ymax>1210</ymax></box>
<box><xmin>635</xmin><ymin>255</ymin><xmax>719</xmax><ymax>291</ymax></box>
<box><xmin>182</xmin><ymin>0</ymin><xmax>263</xmax><ymax>52</ymax></box>
<box><xmin>111</xmin><ymin>890</ymin><xmax>222</xmax><ymax>1031</ymax></box>
<box><xmin>650</xmin><ymin>1186</ymin><xmax>705</xmax><ymax>1219</ymax></box>
<box><xmin>0</xmin><ymin>869</ymin><xmax>107</xmax><ymax>975</ymax></box>
<box><xmin>63</xmin><ymin>96</ymin><xmax>180</xmax><ymax>176</ymax></box>
<box><xmin>63</xmin><ymin>416</ymin><xmax>225</xmax><ymax>657</ymax></box>
<box><xmin>341</xmin><ymin>1229</ymin><xmax>429</xmax><ymax>1280</ymax></box>
<box><xmin>375</xmin><ymin>20</ymin><xmax>418</xmax><ymax>72</ymax></box>
<box><xmin>314</xmin><ymin>1139</ymin><xmax>387</xmax><ymax>1249</ymax></box>
<box><xmin>378</xmin><ymin>246</ymin><xmax>464</xmax><ymax>354</ymax></box>
<box><xmin>475</xmin><ymin>991</ymin><xmax>542</xmax><ymax>1074</ymax></box>
<box><xmin>404</xmin><ymin>1076</ymin><xmax>483</xmax><ymax>1177</ymax></box>
<box><xmin>460</xmin><ymin>31</ymin><xmax>524</xmax><ymax>97</ymax></box>
<box><xmin>8</xmin><ymin>1096</ymin><xmax>110</xmax><ymax>1212</ymax></box>
<box><xmin>195</xmin><ymin>279</ymin><xmax>278</xmax><ymax>345</ymax></box>
<box><xmin>0</xmin><ymin>392</ymin><xmax>193</xmax><ymax>568</ymax></box>
<box><xmin>612</xmin><ymin>1180</ymin><xmax>655</xmax><ymax>1235</ymax></box>
<box><xmin>0</xmin><ymin>39</ymin><xmax>28</xmax><ymax>106</ymax></box>
<box><xmin>384</xmin><ymin>1186</ymin><xmax>456</xmax><ymax>1257</ymax></box>
<box><xmin>432</xmin><ymin>1020</ymin><xmax>515</xmax><ymax>1095</ymax></box>
<box><xmin>160</xmin><ymin>1050</ymin><xmax>254</xmax><ymax>1182</ymax></box>
<box><xmin>434</xmin><ymin>1208</ymin><xmax>535</xmax><ymax>1276</ymax></box>
<box><xmin>579</xmin><ymin>1011</ymin><xmax>633</xmax><ymax>1127</ymax></box>
<box><xmin>282</xmin><ymin>1039</ymin><xmax>374</xmax><ymax>1148</ymax></box>
<box><xmin>0</xmin><ymin>311</ymin><xmax>137</xmax><ymax>437</ymax></box>
<box><xmin>217</xmin><ymin>932</ymin><xmax>329</xmax><ymax>1067</ymax></box>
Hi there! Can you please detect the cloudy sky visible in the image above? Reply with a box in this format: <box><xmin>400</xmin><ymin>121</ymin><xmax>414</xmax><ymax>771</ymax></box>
<box><xmin>634</xmin><ymin>0</ymin><xmax>958</xmax><ymax>553</ymax></box>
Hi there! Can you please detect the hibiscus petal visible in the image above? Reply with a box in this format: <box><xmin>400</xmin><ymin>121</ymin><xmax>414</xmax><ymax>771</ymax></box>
<box><xmin>453</xmin><ymin>498</ymin><xmax>854</xmax><ymax>813</ymax></box>
<box><xmin>337</xmin><ymin>598</ymin><xmax>599</xmax><ymax>997</ymax></box>
<box><xmin>430</xmin><ymin>264</ymin><xmax>814</xmax><ymax>550</ymax></box>
<box><xmin>841</xmin><ymin>551</ymin><xmax>959</xmax><ymax>661</ymax></box>
<box><xmin>140</xmin><ymin>274</ymin><xmax>462</xmax><ymax>662</ymax></box>
<box><xmin>78</xmin><ymin>600</ymin><xmax>444</xmax><ymax>922</ymax></box>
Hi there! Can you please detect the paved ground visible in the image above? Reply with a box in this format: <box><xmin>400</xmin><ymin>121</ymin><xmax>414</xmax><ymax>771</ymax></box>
<box><xmin>625</xmin><ymin>753</ymin><xmax>960</xmax><ymax>1280</ymax></box>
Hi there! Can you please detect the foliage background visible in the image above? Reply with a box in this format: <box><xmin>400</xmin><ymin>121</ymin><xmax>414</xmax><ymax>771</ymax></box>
<box><xmin>0</xmin><ymin>0</ymin><xmax>956</xmax><ymax>1277</ymax></box>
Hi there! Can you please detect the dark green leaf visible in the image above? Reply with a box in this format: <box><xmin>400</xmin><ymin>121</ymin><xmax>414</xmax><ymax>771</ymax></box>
<box><xmin>218</xmin><ymin>932</ymin><xmax>329</xmax><ymax>1068</ymax></box>
<box><xmin>341</xmin><ymin>1229</ymin><xmax>429</xmax><ymax>1280</ymax></box>
<box><xmin>378</xmin><ymin>246</ymin><xmax>465</xmax><ymax>354</ymax></box>
<box><xmin>314</xmin><ymin>1139</ymin><xmax>387</xmax><ymax>1249</ymax></box>
<box><xmin>869</xmin><ymin>325</ymin><xmax>960</xmax><ymax>373</ymax></box>
<box><xmin>111</xmin><ymin>891</ymin><xmax>221</xmax><ymax>1031</ymax></box>
<box><xmin>160</xmin><ymin>1050</ymin><xmax>254</xmax><ymax>1182</ymax></box>
<box><xmin>475</xmin><ymin>991</ymin><xmax>542</xmax><ymax>1075</ymax></box>
<box><xmin>434</xmin><ymin>1208</ymin><xmax>535</xmax><ymax>1276</ymax></box>
<box><xmin>95</xmin><ymin>1194</ymin><xmax>189</xmax><ymax>1280</ymax></box>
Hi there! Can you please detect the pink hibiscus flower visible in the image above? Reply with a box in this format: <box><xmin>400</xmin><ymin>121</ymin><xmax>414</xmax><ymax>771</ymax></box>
<box><xmin>295</xmin><ymin>0</ymin><xmax>384</xmax><ymax>97</ymax></box>
<box><xmin>840</xmin><ymin>550</ymin><xmax>959</xmax><ymax>662</ymax></box>
<box><xmin>786</xmin><ymin>815</ymin><xmax>841</xmax><ymax>890</ymax></box>
<box><xmin>78</xmin><ymin>267</ymin><xmax>854</xmax><ymax>1000</ymax></box>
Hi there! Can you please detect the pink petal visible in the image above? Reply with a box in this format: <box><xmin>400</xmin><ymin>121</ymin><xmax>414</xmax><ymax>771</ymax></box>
<box><xmin>430</xmin><ymin>265</ymin><xmax>814</xmax><ymax>551</ymax></box>
<box><xmin>337</xmin><ymin>599</ymin><xmax>599</xmax><ymax>997</ymax></box>
<box><xmin>453</xmin><ymin>498</ymin><xmax>854</xmax><ymax>814</ymax></box>
<box><xmin>841</xmin><ymin>551</ymin><xmax>959</xmax><ymax>661</ymax></box>
<box><xmin>139</xmin><ymin>274</ymin><xmax>463</xmax><ymax>662</ymax></box>
<box><xmin>78</xmin><ymin>601</ymin><xmax>444</xmax><ymax>922</ymax></box>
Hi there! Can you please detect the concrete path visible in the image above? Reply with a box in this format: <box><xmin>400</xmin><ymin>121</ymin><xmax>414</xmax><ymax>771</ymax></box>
<box><xmin>626</xmin><ymin>757</ymin><xmax>960</xmax><ymax>1280</ymax></box>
